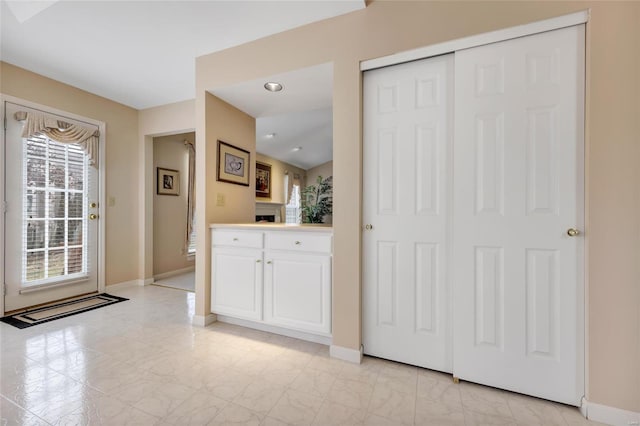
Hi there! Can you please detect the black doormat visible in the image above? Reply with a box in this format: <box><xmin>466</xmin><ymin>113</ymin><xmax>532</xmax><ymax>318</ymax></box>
<box><xmin>0</xmin><ymin>293</ymin><xmax>128</xmax><ymax>329</ymax></box>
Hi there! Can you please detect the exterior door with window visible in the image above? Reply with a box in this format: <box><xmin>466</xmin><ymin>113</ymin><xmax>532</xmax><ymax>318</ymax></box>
<box><xmin>4</xmin><ymin>102</ymin><xmax>99</xmax><ymax>311</ymax></box>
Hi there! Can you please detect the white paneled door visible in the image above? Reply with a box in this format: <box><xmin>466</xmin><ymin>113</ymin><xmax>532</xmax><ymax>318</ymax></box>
<box><xmin>363</xmin><ymin>54</ymin><xmax>454</xmax><ymax>372</ymax></box>
<box><xmin>4</xmin><ymin>102</ymin><xmax>100</xmax><ymax>311</ymax></box>
<box><xmin>452</xmin><ymin>25</ymin><xmax>585</xmax><ymax>405</ymax></box>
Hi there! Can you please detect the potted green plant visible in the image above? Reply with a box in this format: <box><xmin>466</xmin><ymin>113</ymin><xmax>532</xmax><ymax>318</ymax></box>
<box><xmin>301</xmin><ymin>175</ymin><xmax>333</xmax><ymax>224</ymax></box>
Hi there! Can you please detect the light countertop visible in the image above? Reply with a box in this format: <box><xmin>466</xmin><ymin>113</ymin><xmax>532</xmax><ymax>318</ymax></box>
<box><xmin>210</xmin><ymin>223</ymin><xmax>333</xmax><ymax>233</ymax></box>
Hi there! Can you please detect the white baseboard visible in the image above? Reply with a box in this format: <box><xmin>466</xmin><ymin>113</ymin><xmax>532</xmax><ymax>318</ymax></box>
<box><xmin>216</xmin><ymin>315</ymin><xmax>332</xmax><ymax>346</ymax></box>
<box><xmin>583</xmin><ymin>398</ymin><xmax>640</xmax><ymax>426</ymax></box>
<box><xmin>105</xmin><ymin>279</ymin><xmax>142</xmax><ymax>290</ymax></box>
<box><xmin>192</xmin><ymin>313</ymin><xmax>217</xmax><ymax>327</ymax></box>
<box><xmin>154</xmin><ymin>267</ymin><xmax>195</xmax><ymax>281</ymax></box>
<box><xmin>330</xmin><ymin>344</ymin><xmax>363</xmax><ymax>364</ymax></box>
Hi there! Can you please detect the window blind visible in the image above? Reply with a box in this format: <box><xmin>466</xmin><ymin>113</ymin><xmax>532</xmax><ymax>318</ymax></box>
<box><xmin>23</xmin><ymin>135</ymin><xmax>89</xmax><ymax>285</ymax></box>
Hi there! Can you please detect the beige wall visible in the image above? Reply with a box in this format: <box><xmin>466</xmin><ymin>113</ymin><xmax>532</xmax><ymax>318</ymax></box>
<box><xmin>195</xmin><ymin>1</ymin><xmax>640</xmax><ymax>412</ymax></box>
<box><xmin>1</xmin><ymin>62</ymin><xmax>140</xmax><ymax>286</ymax></box>
<box><xmin>153</xmin><ymin>132</ymin><xmax>194</xmax><ymax>275</ymax></box>
<box><xmin>195</xmin><ymin>93</ymin><xmax>256</xmax><ymax>316</ymax></box>
<box><xmin>256</xmin><ymin>152</ymin><xmax>306</xmax><ymax>207</ymax></box>
<box><xmin>306</xmin><ymin>160</ymin><xmax>333</xmax><ymax>189</ymax></box>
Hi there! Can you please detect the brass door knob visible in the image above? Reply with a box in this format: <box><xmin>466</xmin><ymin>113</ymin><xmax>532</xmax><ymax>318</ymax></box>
<box><xmin>567</xmin><ymin>228</ymin><xmax>580</xmax><ymax>237</ymax></box>
<box><xmin>89</xmin><ymin>213</ymin><xmax>98</xmax><ymax>220</ymax></box>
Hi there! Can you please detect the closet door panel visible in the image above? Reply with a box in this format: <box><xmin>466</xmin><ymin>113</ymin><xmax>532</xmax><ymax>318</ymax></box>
<box><xmin>452</xmin><ymin>25</ymin><xmax>585</xmax><ymax>406</ymax></box>
<box><xmin>363</xmin><ymin>54</ymin><xmax>453</xmax><ymax>372</ymax></box>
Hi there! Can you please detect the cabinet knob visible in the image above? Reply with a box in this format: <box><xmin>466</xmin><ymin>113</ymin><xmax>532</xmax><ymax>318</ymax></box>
<box><xmin>364</xmin><ymin>224</ymin><xmax>373</xmax><ymax>230</ymax></box>
<box><xmin>233</xmin><ymin>238</ymin><xmax>239</xmax><ymax>241</ymax></box>
<box><xmin>267</xmin><ymin>261</ymin><xmax>272</xmax><ymax>264</ymax></box>
<box><xmin>295</xmin><ymin>241</ymin><xmax>301</xmax><ymax>245</ymax></box>
<box><xmin>256</xmin><ymin>259</ymin><xmax>261</xmax><ymax>263</ymax></box>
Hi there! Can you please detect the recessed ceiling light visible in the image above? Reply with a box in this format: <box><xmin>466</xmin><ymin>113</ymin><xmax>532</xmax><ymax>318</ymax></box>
<box><xmin>265</xmin><ymin>133</ymin><xmax>276</xmax><ymax>139</ymax></box>
<box><xmin>292</xmin><ymin>146</ymin><xmax>303</xmax><ymax>152</ymax></box>
<box><xmin>264</xmin><ymin>82</ymin><xmax>283</xmax><ymax>92</ymax></box>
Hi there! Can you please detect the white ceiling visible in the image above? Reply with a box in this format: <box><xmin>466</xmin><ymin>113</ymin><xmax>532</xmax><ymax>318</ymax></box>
<box><xmin>0</xmin><ymin>0</ymin><xmax>365</xmax><ymax>110</ymax></box>
<box><xmin>211</xmin><ymin>63</ymin><xmax>333</xmax><ymax>170</ymax></box>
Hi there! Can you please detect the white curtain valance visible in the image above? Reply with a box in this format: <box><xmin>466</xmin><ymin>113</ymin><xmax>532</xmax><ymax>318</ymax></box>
<box><xmin>15</xmin><ymin>111</ymin><xmax>99</xmax><ymax>166</ymax></box>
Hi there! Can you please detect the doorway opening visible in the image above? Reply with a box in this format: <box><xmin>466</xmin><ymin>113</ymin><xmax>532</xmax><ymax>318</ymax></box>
<box><xmin>151</xmin><ymin>131</ymin><xmax>195</xmax><ymax>292</ymax></box>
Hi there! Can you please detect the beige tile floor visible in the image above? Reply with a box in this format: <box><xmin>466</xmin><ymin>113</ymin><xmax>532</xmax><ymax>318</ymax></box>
<box><xmin>0</xmin><ymin>285</ymin><xmax>604</xmax><ymax>425</ymax></box>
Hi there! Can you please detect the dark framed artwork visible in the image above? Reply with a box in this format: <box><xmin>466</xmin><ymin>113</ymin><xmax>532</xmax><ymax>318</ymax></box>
<box><xmin>255</xmin><ymin>162</ymin><xmax>272</xmax><ymax>199</ymax></box>
<box><xmin>157</xmin><ymin>167</ymin><xmax>180</xmax><ymax>196</ymax></box>
<box><xmin>217</xmin><ymin>140</ymin><xmax>250</xmax><ymax>186</ymax></box>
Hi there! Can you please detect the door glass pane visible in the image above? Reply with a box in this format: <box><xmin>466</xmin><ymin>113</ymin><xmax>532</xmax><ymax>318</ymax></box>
<box><xmin>68</xmin><ymin>220</ymin><xmax>83</xmax><ymax>245</ymax></box>
<box><xmin>48</xmin><ymin>161</ymin><xmax>66</xmax><ymax>189</ymax></box>
<box><xmin>27</xmin><ymin>158</ymin><xmax>46</xmax><ymax>187</ymax></box>
<box><xmin>48</xmin><ymin>220</ymin><xmax>65</xmax><ymax>247</ymax></box>
<box><xmin>48</xmin><ymin>192</ymin><xmax>66</xmax><ymax>218</ymax></box>
<box><xmin>68</xmin><ymin>161</ymin><xmax>84</xmax><ymax>190</ymax></box>
<box><xmin>68</xmin><ymin>193</ymin><xmax>83</xmax><ymax>218</ymax></box>
<box><xmin>22</xmin><ymin>137</ymin><xmax>88</xmax><ymax>284</ymax></box>
<box><xmin>68</xmin><ymin>248</ymin><xmax>83</xmax><ymax>274</ymax></box>
<box><xmin>26</xmin><ymin>252</ymin><xmax>45</xmax><ymax>281</ymax></box>
<box><xmin>47</xmin><ymin>250</ymin><xmax>65</xmax><ymax>277</ymax></box>
<box><xmin>26</xmin><ymin>190</ymin><xmax>46</xmax><ymax>217</ymax></box>
<box><xmin>26</xmin><ymin>221</ymin><xmax>45</xmax><ymax>249</ymax></box>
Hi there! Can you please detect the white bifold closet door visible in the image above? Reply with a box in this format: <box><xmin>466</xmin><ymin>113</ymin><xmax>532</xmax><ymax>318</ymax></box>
<box><xmin>452</xmin><ymin>25</ymin><xmax>585</xmax><ymax>406</ymax></box>
<box><xmin>362</xmin><ymin>54</ymin><xmax>453</xmax><ymax>373</ymax></box>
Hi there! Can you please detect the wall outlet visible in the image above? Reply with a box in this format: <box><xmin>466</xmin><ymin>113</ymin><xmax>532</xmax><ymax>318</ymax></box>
<box><xmin>216</xmin><ymin>193</ymin><xmax>225</xmax><ymax>207</ymax></box>
<box><xmin>108</xmin><ymin>196</ymin><xmax>116</xmax><ymax>207</ymax></box>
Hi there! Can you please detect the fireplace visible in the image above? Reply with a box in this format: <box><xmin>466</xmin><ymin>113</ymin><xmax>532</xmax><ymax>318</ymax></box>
<box><xmin>255</xmin><ymin>202</ymin><xmax>282</xmax><ymax>223</ymax></box>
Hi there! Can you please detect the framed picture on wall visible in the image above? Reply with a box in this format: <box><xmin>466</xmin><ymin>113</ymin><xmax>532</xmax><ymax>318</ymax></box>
<box><xmin>217</xmin><ymin>140</ymin><xmax>250</xmax><ymax>186</ymax></box>
<box><xmin>157</xmin><ymin>167</ymin><xmax>180</xmax><ymax>196</ymax></box>
<box><xmin>256</xmin><ymin>162</ymin><xmax>271</xmax><ymax>198</ymax></box>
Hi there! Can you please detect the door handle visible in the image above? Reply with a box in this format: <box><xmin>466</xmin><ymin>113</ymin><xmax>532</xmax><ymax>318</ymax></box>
<box><xmin>89</xmin><ymin>213</ymin><xmax>98</xmax><ymax>220</ymax></box>
<box><xmin>364</xmin><ymin>224</ymin><xmax>373</xmax><ymax>230</ymax></box>
<box><xmin>567</xmin><ymin>228</ymin><xmax>580</xmax><ymax>237</ymax></box>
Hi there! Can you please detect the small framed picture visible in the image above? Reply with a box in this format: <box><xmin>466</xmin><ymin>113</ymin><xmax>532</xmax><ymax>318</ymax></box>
<box><xmin>256</xmin><ymin>162</ymin><xmax>272</xmax><ymax>199</ymax></box>
<box><xmin>157</xmin><ymin>167</ymin><xmax>180</xmax><ymax>196</ymax></box>
<box><xmin>217</xmin><ymin>140</ymin><xmax>250</xmax><ymax>186</ymax></box>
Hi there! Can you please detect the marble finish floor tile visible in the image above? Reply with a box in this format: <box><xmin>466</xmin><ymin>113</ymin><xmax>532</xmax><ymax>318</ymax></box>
<box><xmin>0</xmin><ymin>285</ymin><xmax>603</xmax><ymax>426</ymax></box>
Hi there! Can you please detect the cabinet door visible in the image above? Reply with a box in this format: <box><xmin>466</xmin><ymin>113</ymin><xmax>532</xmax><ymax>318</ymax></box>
<box><xmin>264</xmin><ymin>251</ymin><xmax>331</xmax><ymax>335</ymax></box>
<box><xmin>211</xmin><ymin>247</ymin><xmax>263</xmax><ymax>321</ymax></box>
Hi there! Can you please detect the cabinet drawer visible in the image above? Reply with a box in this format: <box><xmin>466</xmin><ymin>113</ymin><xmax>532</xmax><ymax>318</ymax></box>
<box><xmin>212</xmin><ymin>230</ymin><xmax>263</xmax><ymax>248</ymax></box>
<box><xmin>265</xmin><ymin>232</ymin><xmax>332</xmax><ymax>254</ymax></box>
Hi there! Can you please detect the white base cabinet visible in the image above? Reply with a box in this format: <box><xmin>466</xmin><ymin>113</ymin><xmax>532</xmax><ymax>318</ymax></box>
<box><xmin>211</xmin><ymin>247</ymin><xmax>263</xmax><ymax>321</ymax></box>
<box><xmin>264</xmin><ymin>251</ymin><xmax>331</xmax><ymax>334</ymax></box>
<box><xmin>211</xmin><ymin>225</ymin><xmax>332</xmax><ymax>338</ymax></box>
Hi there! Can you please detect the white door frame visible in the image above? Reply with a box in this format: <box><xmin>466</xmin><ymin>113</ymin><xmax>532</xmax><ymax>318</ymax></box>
<box><xmin>359</xmin><ymin>7</ymin><xmax>589</xmax><ymax>402</ymax></box>
<box><xmin>0</xmin><ymin>95</ymin><xmax>107</xmax><ymax>316</ymax></box>
<box><xmin>360</xmin><ymin>10</ymin><xmax>589</xmax><ymax>72</ymax></box>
